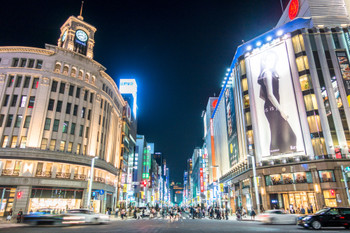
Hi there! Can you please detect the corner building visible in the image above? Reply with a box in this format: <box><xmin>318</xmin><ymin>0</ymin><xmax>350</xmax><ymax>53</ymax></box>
<box><xmin>0</xmin><ymin>15</ymin><xmax>125</xmax><ymax>216</ymax></box>
<box><xmin>211</xmin><ymin>0</ymin><xmax>350</xmax><ymax>213</ymax></box>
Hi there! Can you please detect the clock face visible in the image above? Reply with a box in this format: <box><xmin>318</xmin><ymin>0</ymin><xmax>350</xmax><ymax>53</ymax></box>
<box><xmin>76</xmin><ymin>30</ymin><xmax>88</xmax><ymax>42</ymax></box>
<box><xmin>62</xmin><ymin>30</ymin><xmax>67</xmax><ymax>42</ymax></box>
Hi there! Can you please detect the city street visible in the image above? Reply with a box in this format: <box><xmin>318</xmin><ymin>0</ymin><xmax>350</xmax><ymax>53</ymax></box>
<box><xmin>0</xmin><ymin>217</ymin><xmax>348</xmax><ymax>233</ymax></box>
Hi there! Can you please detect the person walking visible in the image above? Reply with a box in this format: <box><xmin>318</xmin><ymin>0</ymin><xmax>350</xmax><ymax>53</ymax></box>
<box><xmin>115</xmin><ymin>207</ymin><xmax>119</xmax><ymax>218</ymax></box>
<box><xmin>250</xmin><ymin>208</ymin><xmax>256</xmax><ymax>220</ymax></box>
<box><xmin>16</xmin><ymin>209</ymin><xmax>23</xmax><ymax>223</ymax></box>
<box><xmin>225</xmin><ymin>208</ymin><xmax>229</xmax><ymax>220</ymax></box>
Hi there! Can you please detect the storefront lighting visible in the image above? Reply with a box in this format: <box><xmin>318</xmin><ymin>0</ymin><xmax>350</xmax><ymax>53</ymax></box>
<box><xmin>277</xmin><ymin>30</ymin><xmax>283</xmax><ymax>36</ymax></box>
<box><xmin>227</xmin><ymin>68</ymin><xmax>231</xmax><ymax>72</ymax></box>
<box><xmin>256</xmin><ymin>41</ymin><xmax>262</xmax><ymax>46</ymax></box>
<box><xmin>246</xmin><ymin>45</ymin><xmax>252</xmax><ymax>51</ymax></box>
<box><xmin>266</xmin><ymin>36</ymin><xmax>272</xmax><ymax>41</ymax></box>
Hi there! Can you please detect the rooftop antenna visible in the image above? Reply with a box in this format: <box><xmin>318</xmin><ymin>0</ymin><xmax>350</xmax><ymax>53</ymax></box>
<box><xmin>280</xmin><ymin>0</ymin><xmax>284</xmax><ymax>13</ymax></box>
<box><xmin>78</xmin><ymin>0</ymin><xmax>84</xmax><ymax>20</ymax></box>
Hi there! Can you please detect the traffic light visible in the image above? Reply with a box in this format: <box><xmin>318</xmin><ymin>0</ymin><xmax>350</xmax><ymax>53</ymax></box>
<box><xmin>17</xmin><ymin>191</ymin><xmax>23</xmax><ymax>199</ymax></box>
<box><xmin>330</xmin><ymin>189</ymin><xmax>335</xmax><ymax>197</ymax></box>
<box><xmin>141</xmin><ymin>180</ymin><xmax>147</xmax><ymax>187</ymax></box>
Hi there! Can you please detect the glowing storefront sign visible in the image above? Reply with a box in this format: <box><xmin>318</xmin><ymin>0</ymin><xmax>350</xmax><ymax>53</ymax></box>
<box><xmin>200</xmin><ymin>168</ymin><xmax>204</xmax><ymax>193</ymax></box>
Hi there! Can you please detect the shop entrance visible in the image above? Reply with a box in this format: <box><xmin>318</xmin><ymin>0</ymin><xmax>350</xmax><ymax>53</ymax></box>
<box><xmin>0</xmin><ymin>187</ymin><xmax>16</xmax><ymax>217</ymax></box>
<box><xmin>269</xmin><ymin>192</ymin><xmax>318</xmax><ymax>213</ymax></box>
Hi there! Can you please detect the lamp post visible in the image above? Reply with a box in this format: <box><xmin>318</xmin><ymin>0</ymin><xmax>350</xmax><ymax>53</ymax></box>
<box><xmin>87</xmin><ymin>156</ymin><xmax>98</xmax><ymax>210</ymax></box>
<box><xmin>247</xmin><ymin>155</ymin><xmax>260</xmax><ymax>214</ymax></box>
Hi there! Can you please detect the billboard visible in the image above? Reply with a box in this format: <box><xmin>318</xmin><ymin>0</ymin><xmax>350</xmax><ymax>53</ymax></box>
<box><xmin>200</xmin><ymin>168</ymin><xmax>204</xmax><ymax>193</ymax></box>
<box><xmin>248</xmin><ymin>42</ymin><xmax>304</xmax><ymax>157</ymax></box>
<box><xmin>225</xmin><ymin>87</ymin><xmax>239</xmax><ymax>166</ymax></box>
<box><xmin>119</xmin><ymin>79</ymin><xmax>137</xmax><ymax>118</ymax></box>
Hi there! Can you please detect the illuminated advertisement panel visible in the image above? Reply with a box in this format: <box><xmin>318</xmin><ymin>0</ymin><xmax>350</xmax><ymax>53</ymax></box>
<box><xmin>225</xmin><ymin>87</ymin><xmax>239</xmax><ymax>166</ymax></box>
<box><xmin>336</xmin><ymin>51</ymin><xmax>350</xmax><ymax>106</ymax></box>
<box><xmin>200</xmin><ymin>168</ymin><xmax>204</xmax><ymax>193</ymax></box>
<box><xmin>248</xmin><ymin>42</ymin><xmax>304</xmax><ymax>157</ymax></box>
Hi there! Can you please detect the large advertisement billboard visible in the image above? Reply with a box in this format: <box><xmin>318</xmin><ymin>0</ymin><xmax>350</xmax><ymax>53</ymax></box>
<box><xmin>225</xmin><ymin>87</ymin><xmax>239</xmax><ymax>166</ymax></box>
<box><xmin>248</xmin><ymin>42</ymin><xmax>304</xmax><ymax>157</ymax></box>
<box><xmin>336</xmin><ymin>51</ymin><xmax>350</xmax><ymax>106</ymax></box>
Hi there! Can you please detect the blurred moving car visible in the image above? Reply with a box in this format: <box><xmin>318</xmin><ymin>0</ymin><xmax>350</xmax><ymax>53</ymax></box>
<box><xmin>256</xmin><ymin>209</ymin><xmax>298</xmax><ymax>224</ymax></box>
<box><xmin>23</xmin><ymin>209</ymin><xmax>62</xmax><ymax>225</ymax></box>
<box><xmin>298</xmin><ymin>207</ymin><xmax>350</xmax><ymax>230</ymax></box>
<box><xmin>138</xmin><ymin>207</ymin><xmax>150</xmax><ymax>217</ymax></box>
<box><xmin>62</xmin><ymin>209</ymin><xmax>110</xmax><ymax>224</ymax></box>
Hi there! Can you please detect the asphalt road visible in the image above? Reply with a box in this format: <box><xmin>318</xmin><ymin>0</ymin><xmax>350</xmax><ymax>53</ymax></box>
<box><xmin>0</xmin><ymin>217</ymin><xmax>348</xmax><ymax>233</ymax></box>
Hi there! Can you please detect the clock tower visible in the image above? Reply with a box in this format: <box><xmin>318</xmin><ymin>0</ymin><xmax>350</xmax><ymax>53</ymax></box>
<box><xmin>57</xmin><ymin>12</ymin><xmax>96</xmax><ymax>59</ymax></box>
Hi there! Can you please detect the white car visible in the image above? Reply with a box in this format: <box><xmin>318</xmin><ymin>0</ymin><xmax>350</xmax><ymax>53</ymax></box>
<box><xmin>138</xmin><ymin>207</ymin><xmax>151</xmax><ymax>217</ymax></box>
<box><xmin>256</xmin><ymin>209</ymin><xmax>298</xmax><ymax>224</ymax></box>
<box><xmin>62</xmin><ymin>209</ymin><xmax>110</xmax><ymax>224</ymax></box>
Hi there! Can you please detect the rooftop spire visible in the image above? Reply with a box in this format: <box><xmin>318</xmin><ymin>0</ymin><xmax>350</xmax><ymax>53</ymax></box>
<box><xmin>78</xmin><ymin>0</ymin><xmax>84</xmax><ymax>20</ymax></box>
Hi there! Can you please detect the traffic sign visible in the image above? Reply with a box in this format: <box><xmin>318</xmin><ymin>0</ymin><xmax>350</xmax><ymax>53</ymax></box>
<box><xmin>99</xmin><ymin>189</ymin><xmax>105</xmax><ymax>195</ymax></box>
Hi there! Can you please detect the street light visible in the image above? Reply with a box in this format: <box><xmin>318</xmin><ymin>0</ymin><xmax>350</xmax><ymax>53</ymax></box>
<box><xmin>87</xmin><ymin>156</ymin><xmax>98</xmax><ymax>210</ymax></box>
<box><xmin>247</xmin><ymin>155</ymin><xmax>260</xmax><ymax>214</ymax></box>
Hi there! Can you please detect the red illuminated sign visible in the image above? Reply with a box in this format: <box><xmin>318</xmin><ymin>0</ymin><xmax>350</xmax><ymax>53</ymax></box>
<box><xmin>200</xmin><ymin>168</ymin><xmax>204</xmax><ymax>193</ymax></box>
<box><xmin>288</xmin><ymin>0</ymin><xmax>299</xmax><ymax>20</ymax></box>
<box><xmin>212</xmin><ymin>99</ymin><xmax>218</xmax><ymax>109</ymax></box>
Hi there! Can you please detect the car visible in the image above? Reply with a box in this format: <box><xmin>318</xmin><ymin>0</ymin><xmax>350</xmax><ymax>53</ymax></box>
<box><xmin>298</xmin><ymin>207</ymin><xmax>350</xmax><ymax>230</ymax></box>
<box><xmin>138</xmin><ymin>207</ymin><xmax>151</xmax><ymax>216</ymax></box>
<box><xmin>62</xmin><ymin>209</ymin><xmax>109</xmax><ymax>225</ymax></box>
<box><xmin>256</xmin><ymin>209</ymin><xmax>298</xmax><ymax>224</ymax></box>
<box><xmin>23</xmin><ymin>208</ymin><xmax>63</xmax><ymax>226</ymax></box>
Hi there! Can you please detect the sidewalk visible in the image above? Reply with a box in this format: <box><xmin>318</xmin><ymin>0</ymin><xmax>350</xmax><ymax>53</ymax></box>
<box><xmin>0</xmin><ymin>218</ymin><xmax>28</xmax><ymax>229</ymax></box>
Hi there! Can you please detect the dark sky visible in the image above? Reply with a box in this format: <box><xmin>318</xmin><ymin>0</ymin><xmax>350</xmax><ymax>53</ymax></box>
<box><xmin>0</xmin><ymin>0</ymin><xmax>286</xmax><ymax>182</ymax></box>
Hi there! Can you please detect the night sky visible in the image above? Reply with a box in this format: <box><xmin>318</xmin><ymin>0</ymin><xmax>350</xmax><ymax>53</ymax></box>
<box><xmin>0</xmin><ymin>0</ymin><xmax>287</xmax><ymax>182</ymax></box>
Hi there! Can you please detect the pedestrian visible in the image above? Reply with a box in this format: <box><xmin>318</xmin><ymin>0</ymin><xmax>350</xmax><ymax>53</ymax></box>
<box><xmin>133</xmin><ymin>208</ymin><xmax>137</xmax><ymax>219</ymax></box>
<box><xmin>16</xmin><ymin>209</ymin><xmax>23</xmax><ymax>223</ymax></box>
<box><xmin>242</xmin><ymin>207</ymin><xmax>247</xmax><ymax>218</ymax></box>
<box><xmin>250</xmin><ymin>208</ymin><xmax>256</xmax><ymax>220</ymax></box>
<box><xmin>121</xmin><ymin>209</ymin><xmax>125</xmax><ymax>220</ymax></box>
<box><xmin>225</xmin><ymin>208</ymin><xmax>229</xmax><ymax>220</ymax></box>
<box><xmin>310</xmin><ymin>204</ymin><xmax>314</xmax><ymax>213</ymax></box>
<box><xmin>300</xmin><ymin>207</ymin><xmax>305</xmax><ymax>215</ymax></box>
<box><xmin>6</xmin><ymin>209</ymin><xmax>12</xmax><ymax>222</ymax></box>
<box><xmin>115</xmin><ymin>207</ymin><xmax>119</xmax><ymax>218</ymax></box>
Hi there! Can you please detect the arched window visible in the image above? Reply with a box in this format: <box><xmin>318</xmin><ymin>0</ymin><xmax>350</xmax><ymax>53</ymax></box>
<box><xmin>63</xmin><ymin>65</ymin><xmax>69</xmax><ymax>75</ymax></box>
<box><xmin>71</xmin><ymin>67</ymin><xmax>77</xmax><ymax>77</ymax></box>
<box><xmin>85</xmin><ymin>73</ymin><xmax>90</xmax><ymax>82</ymax></box>
<box><xmin>78</xmin><ymin>70</ymin><xmax>83</xmax><ymax>79</ymax></box>
<box><xmin>54</xmin><ymin>63</ymin><xmax>61</xmax><ymax>73</ymax></box>
<box><xmin>91</xmin><ymin>76</ymin><xmax>96</xmax><ymax>84</ymax></box>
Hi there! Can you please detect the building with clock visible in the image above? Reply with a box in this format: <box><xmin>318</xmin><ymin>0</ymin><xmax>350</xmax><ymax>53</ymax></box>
<box><xmin>0</xmin><ymin>13</ymin><xmax>126</xmax><ymax>216</ymax></box>
<box><xmin>204</xmin><ymin>0</ymin><xmax>350</xmax><ymax>213</ymax></box>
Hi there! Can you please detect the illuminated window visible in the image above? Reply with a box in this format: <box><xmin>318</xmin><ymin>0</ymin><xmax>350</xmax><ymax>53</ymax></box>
<box><xmin>67</xmin><ymin>142</ymin><xmax>73</xmax><ymax>152</ymax></box>
<box><xmin>246</xmin><ymin>130</ymin><xmax>254</xmax><ymax>145</ymax></box>
<box><xmin>54</xmin><ymin>63</ymin><xmax>61</xmax><ymax>73</ymax></box>
<box><xmin>296</xmin><ymin>56</ymin><xmax>309</xmax><ymax>72</ymax></box>
<box><xmin>32</xmin><ymin>78</ymin><xmax>39</xmax><ymax>89</ymax></box>
<box><xmin>63</xmin><ymin>65</ymin><xmax>69</xmax><ymax>75</ymax></box>
<box><xmin>41</xmin><ymin>138</ymin><xmax>48</xmax><ymax>150</ymax></box>
<box><xmin>307</xmin><ymin>115</ymin><xmax>322</xmax><ymax>133</ymax></box>
<box><xmin>292</xmin><ymin>34</ymin><xmax>305</xmax><ymax>54</ymax></box>
<box><xmin>319</xmin><ymin>170</ymin><xmax>335</xmax><ymax>182</ymax></box>
<box><xmin>240</xmin><ymin>59</ymin><xmax>246</xmax><ymax>75</ymax></box>
<box><xmin>77</xmin><ymin>144</ymin><xmax>81</xmax><ymax>154</ymax></box>
<box><xmin>312</xmin><ymin>137</ymin><xmax>327</xmax><ymax>156</ymax></box>
<box><xmin>62</xmin><ymin>121</ymin><xmax>69</xmax><ymax>133</ymax></box>
<box><xmin>28</xmin><ymin>96</ymin><xmax>35</xmax><ymax>108</ymax></box>
<box><xmin>243</xmin><ymin>94</ymin><xmax>250</xmax><ymax>109</ymax></box>
<box><xmin>323</xmin><ymin>190</ymin><xmax>337</xmax><ymax>207</ymax></box>
<box><xmin>245</xmin><ymin>112</ymin><xmax>251</xmax><ymax>126</ymax></box>
<box><xmin>49</xmin><ymin>139</ymin><xmax>56</xmax><ymax>151</ymax></box>
<box><xmin>241</xmin><ymin>78</ymin><xmax>248</xmax><ymax>92</ymax></box>
<box><xmin>60</xmin><ymin>141</ymin><xmax>66</xmax><ymax>151</ymax></box>
<box><xmin>304</xmin><ymin>94</ymin><xmax>318</xmax><ymax>111</ymax></box>
<box><xmin>20</xmin><ymin>136</ymin><xmax>27</xmax><ymax>148</ymax></box>
<box><xmin>71</xmin><ymin>68</ymin><xmax>77</xmax><ymax>77</ymax></box>
<box><xmin>20</xmin><ymin>95</ymin><xmax>27</xmax><ymax>107</ymax></box>
<box><xmin>83</xmin><ymin>145</ymin><xmax>87</xmax><ymax>155</ymax></box>
<box><xmin>299</xmin><ymin>74</ymin><xmax>312</xmax><ymax>91</ymax></box>
<box><xmin>2</xmin><ymin>136</ymin><xmax>8</xmax><ymax>148</ymax></box>
<box><xmin>10</xmin><ymin>136</ymin><xmax>17</xmax><ymax>148</ymax></box>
